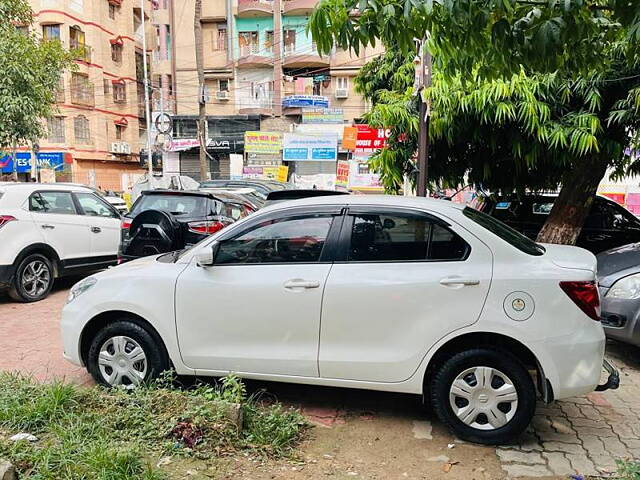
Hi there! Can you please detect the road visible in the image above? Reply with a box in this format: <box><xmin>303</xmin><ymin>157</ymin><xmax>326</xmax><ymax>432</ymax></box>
<box><xmin>1</xmin><ymin>282</ymin><xmax>640</xmax><ymax>478</ymax></box>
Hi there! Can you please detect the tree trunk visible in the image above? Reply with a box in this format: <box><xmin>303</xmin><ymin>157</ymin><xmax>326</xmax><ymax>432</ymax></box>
<box><xmin>536</xmin><ymin>155</ymin><xmax>608</xmax><ymax>245</ymax></box>
<box><xmin>194</xmin><ymin>0</ymin><xmax>208</xmax><ymax>181</ymax></box>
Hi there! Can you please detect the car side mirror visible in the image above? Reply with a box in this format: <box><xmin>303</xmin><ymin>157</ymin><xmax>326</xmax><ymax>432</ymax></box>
<box><xmin>195</xmin><ymin>242</ymin><xmax>220</xmax><ymax>267</ymax></box>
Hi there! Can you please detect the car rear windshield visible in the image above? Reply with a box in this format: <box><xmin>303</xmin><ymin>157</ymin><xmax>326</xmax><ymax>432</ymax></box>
<box><xmin>463</xmin><ymin>207</ymin><xmax>545</xmax><ymax>256</ymax></box>
<box><xmin>129</xmin><ymin>194</ymin><xmax>210</xmax><ymax>217</ymax></box>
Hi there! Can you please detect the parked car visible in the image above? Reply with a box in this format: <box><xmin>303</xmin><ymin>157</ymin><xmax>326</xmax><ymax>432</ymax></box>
<box><xmin>199</xmin><ymin>179</ymin><xmax>294</xmax><ymax>199</ymax></box>
<box><xmin>119</xmin><ymin>189</ymin><xmax>255</xmax><ymax>262</ymax></box>
<box><xmin>264</xmin><ymin>189</ymin><xmax>349</xmax><ymax>206</ymax></box>
<box><xmin>477</xmin><ymin>194</ymin><xmax>640</xmax><ymax>254</ymax></box>
<box><xmin>62</xmin><ymin>196</ymin><xmax>618</xmax><ymax>444</ymax></box>
<box><xmin>58</xmin><ymin>183</ymin><xmax>129</xmax><ymax>215</ymax></box>
<box><xmin>200</xmin><ymin>187</ymin><xmax>266</xmax><ymax>210</ymax></box>
<box><xmin>0</xmin><ymin>183</ymin><xmax>121</xmax><ymax>302</ymax></box>
<box><xmin>597</xmin><ymin>243</ymin><xmax>640</xmax><ymax>347</ymax></box>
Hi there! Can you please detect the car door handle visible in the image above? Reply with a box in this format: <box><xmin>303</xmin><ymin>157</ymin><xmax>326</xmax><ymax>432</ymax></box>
<box><xmin>283</xmin><ymin>279</ymin><xmax>321</xmax><ymax>290</ymax></box>
<box><xmin>439</xmin><ymin>277</ymin><xmax>480</xmax><ymax>286</ymax></box>
<box><xmin>41</xmin><ymin>224</ymin><xmax>55</xmax><ymax>230</ymax></box>
<box><xmin>90</xmin><ymin>226</ymin><xmax>102</xmax><ymax>233</ymax></box>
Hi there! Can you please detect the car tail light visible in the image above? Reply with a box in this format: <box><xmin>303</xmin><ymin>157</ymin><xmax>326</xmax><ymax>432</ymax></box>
<box><xmin>0</xmin><ymin>215</ymin><xmax>16</xmax><ymax>229</ymax></box>
<box><xmin>560</xmin><ymin>281</ymin><xmax>601</xmax><ymax>321</ymax></box>
<box><xmin>121</xmin><ymin>218</ymin><xmax>132</xmax><ymax>230</ymax></box>
<box><xmin>188</xmin><ymin>221</ymin><xmax>225</xmax><ymax>235</ymax></box>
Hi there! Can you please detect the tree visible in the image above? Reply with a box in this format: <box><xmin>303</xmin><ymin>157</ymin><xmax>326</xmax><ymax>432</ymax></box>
<box><xmin>310</xmin><ymin>1</ymin><xmax>640</xmax><ymax>244</ymax></box>
<box><xmin>0</xmin><ymin>0</ymin><xmax>73</xmax><ymax>175</ymax></box>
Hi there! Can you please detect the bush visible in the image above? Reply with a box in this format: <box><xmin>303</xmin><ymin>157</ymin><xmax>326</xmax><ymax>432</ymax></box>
<box><xmin>618</xmin><ymin>460</ymin><xmax>640</xmax><ymax>480</ymax></box>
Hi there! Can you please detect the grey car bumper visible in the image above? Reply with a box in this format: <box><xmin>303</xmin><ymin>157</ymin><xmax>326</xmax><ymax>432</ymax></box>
<box><xmin>600</xmin><ymin>287</ymin><xmax>640</xmax><ymax>347</ymax></box>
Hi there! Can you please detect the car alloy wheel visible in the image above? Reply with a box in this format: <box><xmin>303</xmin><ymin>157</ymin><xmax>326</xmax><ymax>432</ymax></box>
<box><xmin>20</xmin><ymin>259</ymin><xmax>51</xmax><ymax>298</ymax></box>
<box><xmin>98</xmin><ymin>335</ymin><xmax>148</xmax><ymax>388</ymax></box>
<box><xmin>448</xmin><ymin>366</ymin><xmax>518</xmax><ymax>430</ymax></box>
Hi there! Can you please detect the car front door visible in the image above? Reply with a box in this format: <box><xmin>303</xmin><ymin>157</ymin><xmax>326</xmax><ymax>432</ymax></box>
<box><xmin>175</xmin><ymin>207</ymin><xmax>343</xmax><ymax>376</ymax></box>
<box><xmin>28</xmin><ymin>190</ymin><xmax>93</xmax><ymax>263</ymax></box>
<box><xmin>73</xmin><ymin>192</ymin><xmax>121</xmax><ymax>262</ymax></box>
<box><xmin>319</xmin><ymin>208</ymin><xmax>493</xmax><ymax>383</ymax></box>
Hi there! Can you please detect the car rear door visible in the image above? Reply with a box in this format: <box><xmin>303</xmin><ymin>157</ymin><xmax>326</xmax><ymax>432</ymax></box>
<box><xmin>175</xmin><ymin>206</ymin><xmax>343</xmax><ymax>377</ymax></box>
<box><xmin>73</xmin><ymin>192</ymin><xmax>121</xmax><ymax>262</ymax></box>
<box><xmin>319</xmin><ymin>207</ymin><xmax>493</xmax><ymax>383</ymax></box>
<box><xmin>28</xmin><ymin>190</ymin><xmax>92</xmax><ymax>263</ymax></box>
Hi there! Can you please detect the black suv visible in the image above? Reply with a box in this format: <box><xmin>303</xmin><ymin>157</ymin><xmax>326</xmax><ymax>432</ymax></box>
<box><xmin>477</xmin><ymin>194</ymin><xmax>640</xmax><ymax>254</ymax></box>
<box><xmin>119</xmin><ymin>190</ymin><xmax>257</xmax><ymax>262</ymax></box>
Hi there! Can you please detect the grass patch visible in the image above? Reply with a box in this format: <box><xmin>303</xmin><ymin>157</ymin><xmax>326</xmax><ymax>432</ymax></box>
<box><xmin>618</xmin><ymin>460</ymin><xmax>640</xmax><ymax>480</ymax></box>
<box><xmin>0</xmin><ymin>373</ymin><xmax>306</xmax><ymax>479</ymax></box>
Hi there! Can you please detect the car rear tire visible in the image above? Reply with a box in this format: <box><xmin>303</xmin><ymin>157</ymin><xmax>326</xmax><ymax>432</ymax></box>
<box><xmin>430</xmin><ymin>348</ymin><xmax>536</xmax><ymax>444</ymax></box>
<box><xmin>9</xmin><ymin>253</ymin><xmax>54</xmax><ymax>303</ymax></box>
<box><xmin>87</xmin><ymin>320</ymin><xmax>170</xmax><ymax>388</ymax></box>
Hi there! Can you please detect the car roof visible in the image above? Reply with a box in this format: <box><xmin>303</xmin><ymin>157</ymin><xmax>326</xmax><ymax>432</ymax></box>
<box><xmin>0</xmin><ymin>182</ymin><xmax>95</xmax><ymax>193</ymax></box>
<box><xmin>261</xmin><ymin>194</ymin><xmax>466</xmax><ymax>214</ymax></box>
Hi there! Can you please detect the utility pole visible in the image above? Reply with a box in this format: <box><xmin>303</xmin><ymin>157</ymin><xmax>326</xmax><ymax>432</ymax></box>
<box><xmin>273</xmin><ymin>0</ymin><xmax>283</xmax><ymax>116</ymax></box>
<box><xmin>140</xmin><ymin>0</ymin><xmax>153</xmax><ymax>177</ymax></box>
<box><xmin>195</xmin><ymin>0</ymin><xmax>209</xmax><ymax>181</ymax></box>
<box><xmin>416</xmin><ymin>36</ymin><xmax>432</xmax><ymax>197</ymax></box>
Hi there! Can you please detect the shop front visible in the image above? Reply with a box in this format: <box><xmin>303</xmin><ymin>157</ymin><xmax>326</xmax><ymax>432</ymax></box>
<box><xmin>0</xmin><ymin>152</ymin><xmax>70</xmax><ymax>182</ymax></box>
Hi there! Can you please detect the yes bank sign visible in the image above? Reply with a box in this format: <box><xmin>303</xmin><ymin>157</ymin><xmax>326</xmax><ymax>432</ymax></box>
<box><xmin>0</xmin><ymin>152</ymin><xmax>67</xmax><ymax>173</ymax></box>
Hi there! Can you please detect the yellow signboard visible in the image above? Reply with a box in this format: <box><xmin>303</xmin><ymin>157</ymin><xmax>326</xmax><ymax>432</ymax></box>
<box><xmin>244</xmin><ymin>131</ymin><xmax>283</xmax><ymax>154</ymax></box>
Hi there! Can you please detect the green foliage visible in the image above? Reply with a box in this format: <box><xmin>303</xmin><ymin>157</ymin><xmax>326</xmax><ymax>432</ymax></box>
<box><xmin>0</xmin><ymin>373</ymin><xmax>306</xmax><ymax>479</ymax></box>
<box><xmin>618</xmin><ymin>460</ymin><xmax>640</xmax><ymax>480</ymax></box>
<box><xmin>0</xmin><ymin>0</ymin><xmax>74</xmax><ymax>150</ymax></box>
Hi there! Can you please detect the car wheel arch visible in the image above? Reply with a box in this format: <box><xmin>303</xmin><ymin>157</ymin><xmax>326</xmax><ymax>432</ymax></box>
<box><xmin>80</xmin><ymin>310</ymin><xmax>171</xmax><ymax>367</ymax></box>
<box><xmin>422</xmin><ymin>331</ymin><xmax>551</xmax><ymax>403</ymax></box>
<box><xmin>13</xmin><ymin>243</ymin><xmax>61</xmax><ymax>278</ymax></box>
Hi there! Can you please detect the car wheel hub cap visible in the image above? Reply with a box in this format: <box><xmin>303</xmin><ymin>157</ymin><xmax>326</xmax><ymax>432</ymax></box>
<box><xmin>98</xmin><ymin>336</ymin><xmax>147</xmax><ymax>388</ymax></box>
<box><xmin>449</xmin><ymin>366</ymin><xmax>518</xmax><ymax>431</ymax></box>
<box><xmin>21</xmin><ymin>260</ymin><xmax>50</xmax><ymax>297</ymax></box>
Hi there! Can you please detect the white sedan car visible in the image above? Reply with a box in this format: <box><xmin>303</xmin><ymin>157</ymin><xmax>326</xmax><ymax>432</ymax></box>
<box><xmin>61</xmin><ymin>195</ymin><xmax>618</xmax><ymax>444</ymax></box>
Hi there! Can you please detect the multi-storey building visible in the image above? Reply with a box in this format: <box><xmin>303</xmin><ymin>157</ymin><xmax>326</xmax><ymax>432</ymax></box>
<box><xmin>152</xmin><ymin>0</ymin><xmax>382</xmax><ymax>181</ymax></box>
<box><xmin>15</xmin><ymin>0</ymin><xmax>157</xmax><ymax>190</ymax></box>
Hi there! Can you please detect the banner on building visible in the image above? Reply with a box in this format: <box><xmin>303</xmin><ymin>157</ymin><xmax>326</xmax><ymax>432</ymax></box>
<box><xmin>291</xmin><ymin>173</ymin><xmax>336</xmax><ymax>190</ymax></box>
<box><xmin>336</xmin><ymin>160</ymin><xmax>350</xmax><ymax>190</ymax></box>
<box><xmin>343</xmin><ymin>125</ymin><xmax>391</xmax><ymax>152</ymax></box>
<box><xmin>165</xmin><ymin>138</ymin><xmax>200</xmax><ymax>152</ymax></box>
<box><xmin>244</xmin><ymin>132</ymin><xmax>283</xmax><ymax>154</ymax></box>
<box><xmin>302</xmin><ymin>108</ymin><xmax>344</xmax><ymax>124</ymax></box>
<box><xmin>348</xmin><ymin>154</ymin><xmax>384</xmax><ymax>191</ymax></box>
<box><xmin>242</xmin><ymin>165</ymin><xmax>288</xmax><ymax>182</ymax></box>
<box><xmin>282</xmin><ymin>95</ymin><xmax>329</xmax><ymax>108</ymax></box>
<box><xmin>0</xmin><ymin>152</ymin><xmax>66</xmax><ymax>173</ymax></box>
<box><xmin>283</xmin><ymin>133</ymin><xmax>338</xmax><ymax>162</ymax></box>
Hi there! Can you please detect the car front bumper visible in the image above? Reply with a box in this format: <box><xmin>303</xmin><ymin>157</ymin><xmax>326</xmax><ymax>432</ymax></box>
<box><xmin>599</xmin><ymin>287</ymin><xmax>640</xmax><ymax>347</ymax></box>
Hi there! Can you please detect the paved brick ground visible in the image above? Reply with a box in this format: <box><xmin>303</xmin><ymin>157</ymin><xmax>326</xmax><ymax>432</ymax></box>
<box><xmin>1</xmin><ymin>284</ymin><xmax>639</xmax><ymax>478</ymax></box>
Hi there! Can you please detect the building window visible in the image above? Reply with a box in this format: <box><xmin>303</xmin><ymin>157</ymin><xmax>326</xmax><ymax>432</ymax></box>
<box><xmin>116</xmin><ymin>124</ymin><xmax>125</xmax><ymax>140</ymax></box>
<box><xmin>113</xmin><ymin>83</ymin><xmax>127</xmax><ymax>103</ymax></box>
<box><xmin>48</xmin><ymin>117</ymin><xmax>65</xmax><ymax>143</ymax></box>
<box><xmin>336</xmin><ymin>77</ymin><xmax>349</xmax><ymax>90</ymax></box>
<box><xmin>238</xmin><ymin>31</ymin><xmax>258</xmax><ymax>56</ymax></box>
<box><xmin>55</xmin><ymin>77</ymin><xmax>65</xmax><ymax>103</ymax></box>
<box><xmin>70</xmin><ymin>25</ymin><xmax>90</xmax><ymax>62</ymax></box>
<box><xmin>174</xmin><ymin>119</ymin><xmax>197</xmax><ymax>138</ymax></box>
<box><xmin>219</xmin><ymin>79</ymin><xmax>229</xmax><ymax>92</ymax></box>
<box><xmin>71</xmin><ymin>73</ymin><xmax>94</xmax><ymax>106</ymax></box>
<box><xmin>74</xmin><ymin>115</ymin><xmax>91</xmax><ymax>143</ymax></box>
<box><xmin>109</xmin><ymin>3</ymin><xmax>117</xmax><ymax>19</ymax></box>
<box><xmin>264</xmin><ymin>31</ymin><xmax>274</xmax><ymax>54</ymax></box>
<box><xmin>213</xmin><ymin>23</ymin><xmax>226</xmax><ymax>51</ymax></box>
<box><xmin>103</xmin><ymin>78</ymin><xmax>111</xmax><ymax>95</ymax></box>
<box><xmin>166</xmin><ymin>24</ymin><xmax>172</xmax><ymax>60</ymax></box>
<box><xmin>111</xmin><ymin>43</ymin><xmax>123</xmax><ymax>63</ymax></box>
<box><xmin>166</xmin><ymin>74</ymin><xmax>174</xmax><ymax>96</ymax></box>
<box><xmin>42</xmin><ymin>24</ymin><xmax>61</xmax><ymax>41</ymax></box>
<box><xmin>284</xmin><ymin>29</ymin><xmax>296</xmax><ymax>54</ymax></box>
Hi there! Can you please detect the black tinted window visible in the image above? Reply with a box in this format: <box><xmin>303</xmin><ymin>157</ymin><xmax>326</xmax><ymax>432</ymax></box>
<box><xmin>130</xmin><ymin>194</ymin><xmax>210</xmax><ymax>217</ymax></box>
<box><xmin>216</xmin><ymin>215</ymin><xmax>333</xmax><ymax>264</ymax></box>
<box><xmin>463</xmin><ymin>207</ymin><xmax>545</xmax><ymax>256</ymax></box>
<box><xmin>29</xmin><ymin>192</ymin><xmax>76</xmax><ymax>214</ymax></box>
<box><xmin>349</xmin><ymin>213</ymin><xmax>469</xmax><ymax>262</ymax></box>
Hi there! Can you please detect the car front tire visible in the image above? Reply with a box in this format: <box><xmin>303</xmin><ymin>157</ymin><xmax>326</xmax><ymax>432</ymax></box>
<box><xmin>9</xmin><ymin>253</ymin><xmax>54</xmax><ymax>302</ymax></box>
<box><xmin>430</xmin><ymin>348</ymin><xmax>536</xmax><ymax>444</ymax></box>
<box><xmin>87</xmin><ymin>320</ymin><xmax>170</xmax><ymax>388</ymax></box>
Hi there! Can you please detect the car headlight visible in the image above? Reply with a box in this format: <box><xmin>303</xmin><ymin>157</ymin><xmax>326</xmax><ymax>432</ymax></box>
<box><xmin>606</xmin><ymin>273</ymin><xmax>640</xmax><ymax>300</ymax></box>
<box><xmin>67</xmin><ymin>277</ymin><xmax>97</xmax><ymax>304</ymax></box>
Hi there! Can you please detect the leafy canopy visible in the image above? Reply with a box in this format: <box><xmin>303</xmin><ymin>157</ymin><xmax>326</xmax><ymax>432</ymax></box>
<box><xmin>0</xmin><ymin>0</ymin><xmax>74</xmax><ymax>150</ymax></box>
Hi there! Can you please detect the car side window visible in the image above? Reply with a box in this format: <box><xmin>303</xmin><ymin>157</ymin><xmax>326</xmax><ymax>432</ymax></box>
<box><xmin>349</xmin><ymin>213</ymin><xmax>469</xmax><ymax>262</ymax></box>
<box><xmin>216</xmin><ymin>215</ymin><xmax>334</xmax><ymax>264</ymax></box>
<box><xmin>75</xmin><ymin>193</ymin><xmax>118</xmax><ymax>218</ymax></box>
<box><xmin>29</xmin><ymin>191</ymin><xmax>77</xmax><ymax>215</ymax></box>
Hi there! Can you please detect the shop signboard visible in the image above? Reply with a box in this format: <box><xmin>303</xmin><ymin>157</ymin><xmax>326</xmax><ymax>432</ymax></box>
<box><xmin>0</xmin><ymin>152</ymin><xmax>66</xmax><ymax>173</ymax></box>
<box><xmin>283</xmin><ymin>133</ymin><xmax>338</xmax><ymax>162</ymax></box>
<box><xmin>282</xmin><ymin>95</ymin><xmax>329</xmax><ymax>108</ymax></box>
<box><xmin>242</xmin><ymin>165</ymin><xmax>288</xmax><ymax>182</ymax></box>
<box><xmin>165</xmin><ymin>138</ymin><xmax>200</xmax><ymax>152</ymax></box>
<box><xmin>348</xmin><ymin>154</ymin><xmax>384</xmax><ymax>191</ymax></box>
<box><xmin>336</xmin><ymin>160</ymin><xmax>350</xmax><ymax>190</ymax></box>
<box><xmin>301</xmin><ymin>108</ymin><xmax>344</xmax><ymax>124</ymax></box>
<box><xmin>244</xmin><ymin>131</ymin><xmax>283</xmax><ymax>154</ymax></box>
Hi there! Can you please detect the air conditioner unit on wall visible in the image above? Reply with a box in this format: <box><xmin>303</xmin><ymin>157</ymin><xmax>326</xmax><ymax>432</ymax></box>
<box><xmin>335</xmin><ymin>88</ymin><xmax>348</xmax><ymax>99</ymax></box>
<box><xmin>120</xmin><ymin>142</ymin><xmax>131</xmax><ymax>154</ymax></box>
<box><xmin>216</xmin><ymin>91</ymin><xmax>230</xmax><ymax>100</ymax></box>
<box><xmin>110</xmin><ymin>142</ymin><xmax>122</xmax><ymax>154</ymax></box>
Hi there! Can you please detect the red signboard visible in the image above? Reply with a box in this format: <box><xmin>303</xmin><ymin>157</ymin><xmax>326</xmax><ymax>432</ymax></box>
<box><xmin>353</xmin><ymin>125</ymin><xmax>390</xmax><ymax>152</ymax></box>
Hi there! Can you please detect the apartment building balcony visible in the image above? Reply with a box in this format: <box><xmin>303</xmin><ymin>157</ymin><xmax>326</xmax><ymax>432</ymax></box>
<box><xmin>70</xmin><ymin>84</ymin><xmax>95</xmax><ymax>107</ymax></box>
<box><xmin>237</xmin><ymin>0</ymin><xmax>273</xmax><ymax>17</ymax></box>
<box><xmin>237</xmin><ymin>96</ymin><xmax>273</xmax><ymax>116</ymax></box>
<box><xmin>71</xmin><ymin>44</ymin><xmax>92</xmax><ymax>64</ymax></box>
<box><xmin>283</xmin><ymin>0</ymin><xmax>317</xmax><ymax>15</ymax></box>
<box><xmin>283</xmin><ymin>48</ymin><xmax>329</xmax><ymax>68</ymax></box>
<box><xmin>237</xmin><ymin>45</ymin><xmax>273</xmax><ymax>68</ymax></box>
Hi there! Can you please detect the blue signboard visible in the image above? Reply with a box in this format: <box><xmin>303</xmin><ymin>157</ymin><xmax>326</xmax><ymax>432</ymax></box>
<box><xmin>282</xmin><ymin>95</ymin><xmax>330</xmax><ymax>109</ymax></box>
<box><xmin>311</xmin><ymin>148</ymin><xmax>337</xmax><ymax>160</ymax></box>
<box><xmin>0</xmin><ymin>152</ymin><xmax>66</xmax><ymax>173</ymax></box>
<box><xmin>283</xmin><ymin>148</ymin><xmax>309</xmax><ymax>160</ymax></box>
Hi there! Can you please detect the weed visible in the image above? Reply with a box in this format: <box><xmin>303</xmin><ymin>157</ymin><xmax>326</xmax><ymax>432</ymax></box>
<box><xmin>618</xmin><ymin>460</ymin><xmax>640</xmax><ymax>480</ymax></box>
<box><xmin>0</xmin><ymin>372</ymin><xmax>306</xmax><ymax>479</ymax></box>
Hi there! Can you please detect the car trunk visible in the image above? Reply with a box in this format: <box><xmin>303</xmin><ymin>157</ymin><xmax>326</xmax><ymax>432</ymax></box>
<box><xmin>540</xmin><ymin>243</ymin><xmax>597</xmax><ymax>275</ymax></box>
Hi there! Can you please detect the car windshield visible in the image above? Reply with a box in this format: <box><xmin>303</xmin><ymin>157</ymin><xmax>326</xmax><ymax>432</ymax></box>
<box><xmin>463</xmin><ymin>207</ymin><xmax>545</xmax><ymax>256</ymax></box>
<box><xmin>130</xmin><ymin>194</ymin><xmax>209</xmax><ymax>217</ymax></box>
